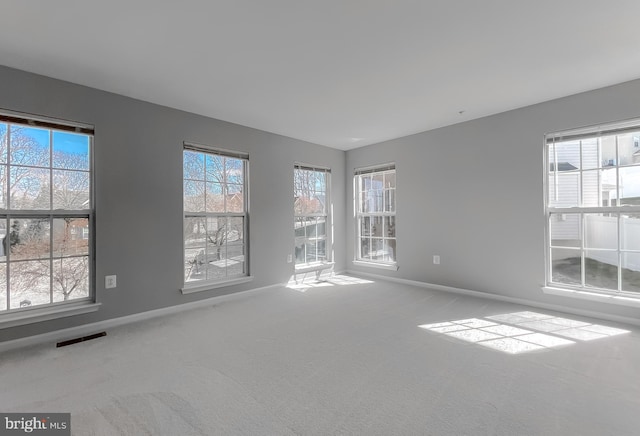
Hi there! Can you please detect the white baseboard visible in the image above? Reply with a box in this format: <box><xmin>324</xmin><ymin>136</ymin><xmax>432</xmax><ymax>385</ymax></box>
<box><xmin>347</xmin><ymin>269</ymin><xmax>640</xmax><ymax>328</ymax></box>
<box><xmin>0</xmin><ymin>283</ymin><xmax>281</xmax><ymax>354</ymax></box>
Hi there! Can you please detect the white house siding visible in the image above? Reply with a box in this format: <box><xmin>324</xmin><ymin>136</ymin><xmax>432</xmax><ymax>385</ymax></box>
<box><xmin>585</xmin><ymin>215</ymin><xmax>640</xmax><ymax>272</ymax></box>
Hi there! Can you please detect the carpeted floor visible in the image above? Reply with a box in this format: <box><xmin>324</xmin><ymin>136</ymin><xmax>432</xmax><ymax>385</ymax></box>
<box><xmin>1</xmin><ymin>275</ymin><xmax>639</xmax><ymax>435</ymax></box>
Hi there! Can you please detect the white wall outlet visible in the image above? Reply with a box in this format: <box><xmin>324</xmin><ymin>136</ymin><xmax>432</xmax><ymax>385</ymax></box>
<box><xmin>105</xmin><ymin>275</ymin><xmax>117</xmax><ymax>289</ymax></box>
<box><xmin>433</xmin><ymin>255</ymin><xmax>440</xmax><ymax>265</ymax></box>
<box><xmin>287</xmin><ymin>254</ymin><xmax>293</xmax><ymax>263</ymax></box>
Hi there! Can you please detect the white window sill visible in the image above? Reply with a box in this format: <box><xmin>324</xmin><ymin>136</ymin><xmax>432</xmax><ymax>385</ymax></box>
<box><xmin>0</xmin><ymin>302</ymin><xmax>101</xmax><ymax>329</ymax></box>
<box><xmin>181</xmin><ymin>276</ymin><xmax>254</xmax><ymax>294</ymax></box>
<box><xmin>542</xmin><ymin>286</ymin><xmax>640</xmax><ymax>308</ymax></box>
<box><xmin>352</xmin><ymin>260</ymin><xmax>399</xmax><ymax>271</ymax></box>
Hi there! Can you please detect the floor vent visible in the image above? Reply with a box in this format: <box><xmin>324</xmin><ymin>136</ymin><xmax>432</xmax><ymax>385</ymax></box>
<box><xmin>56</xmin><ymin>332</ymin><xmax>107</xmax><ymax>348</ymax></box>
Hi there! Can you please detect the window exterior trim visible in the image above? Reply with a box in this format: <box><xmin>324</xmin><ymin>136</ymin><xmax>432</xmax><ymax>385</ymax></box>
<box><xmin>544</xmin><ymin>119</ymin><xmax>640</xmax><ymax>303</ymax></box>
<box><xmin>0</xmin><ymin>110</ymin><xmax>95</xmax><ymax>320</ymax></box>
<box><xmin>182</xmin><ymin>142</ymin><xmax>250</xmax><ymax>288</ymax></box>
<box><xmin>294</xmin><ymin>163</ymin><xmax>331</xmax><ymax>268</ymax></box>
<box><xmin>354</xmin><ymin>163</ymin><xmax>397</xmax><ymax>267</ymax></box>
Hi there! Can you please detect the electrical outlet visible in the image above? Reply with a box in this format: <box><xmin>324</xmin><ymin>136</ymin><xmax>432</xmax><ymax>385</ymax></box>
<box><xmin>105</xmin><ymin>275</ymin><xmax>117</xmax><ymax>289</ymax></box>
<box><xmin>433</xmin><ymin>255</ymin><xmax>440</xmax><ymax>265</ymax></box>
<box><xmin>287</xmin><ymin>254</ymin><xmax>293</xmax><ymax>263</ymax></box>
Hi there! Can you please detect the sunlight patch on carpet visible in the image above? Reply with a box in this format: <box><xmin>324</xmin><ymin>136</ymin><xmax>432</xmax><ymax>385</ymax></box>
<box><xmin>419</xmin><ymin>311</ymin><xmax>630</xmax><ymax>354</ymax></box>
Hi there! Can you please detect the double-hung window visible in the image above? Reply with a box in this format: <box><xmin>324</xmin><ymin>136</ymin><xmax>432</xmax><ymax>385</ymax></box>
<box><xmin>355</xmin><ymin>164</ymin><xmax>396</xmax><ymax>266</ymax></box>
<box><xmin>294</xmin><ymin>164</ymin><xmax>330</xmax><ymax>266</ymax></box>
<box><xmin>545</xmin><ymin>119</ymin><xmax>640</xmax><ymax>300</ymax></box>
<box><xmin>0</xmin><ymin>111</ymin><xmax>93</xmax><ymax>314</ymax></box>
<box><xmin>183</xmin><ymin>143</ymin><xmax>249</xmax><ymax>289</ymax></box>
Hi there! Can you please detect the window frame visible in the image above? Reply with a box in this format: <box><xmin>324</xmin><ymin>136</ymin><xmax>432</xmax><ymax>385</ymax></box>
<box><xmin>544</xmin><ymin>118</ymin><xmax>640</xmax><ymax>303</ymax></box>
<box><xmin>0</xmin><ymin>110</ymin><xmax>95</xmax><ymax>321</ymax></box>
<box><xmin>354</xmin><ymin>163</ymin><xmax>397</xmax><ymax>269</ymax></box>
<box><xmin>293</xmin><ymin>163</ymin><xmax>331</xmax><ymax>268</ymax></box>
<box><xmin>181</xmin><ymin>142</ymin><xmax>251</xmax><ymax>293</ymax></box>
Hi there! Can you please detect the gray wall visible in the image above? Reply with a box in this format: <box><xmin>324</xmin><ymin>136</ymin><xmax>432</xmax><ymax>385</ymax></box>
<box><xmin>346</xmin><ymin>78</ymin><xmax>640</xmax><ymax>320</ymax></box>
<box><xmin>0</xmin><ymin>65</ymin><xmax>346</xmax><ymax>343</ymax></box>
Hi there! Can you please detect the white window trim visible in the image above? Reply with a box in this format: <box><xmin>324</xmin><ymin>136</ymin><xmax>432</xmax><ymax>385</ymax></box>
<box><xmin>0</xmin><ymin>110</ymin><xmax>95</xmax><ymax>319</ymax></box>
<box><xmin>181</xmin><ymin>275</ymin><xmax>254</xmax><ymax>294</ymax></box>
<box><xmin>352</xmin><ymin>260</ymin><xmax>399</xmax><ymax>271</ymax></box>
<box><xmin>0</xmin><ymin>301</ymin><xmax>100</xmax><ymax>329</ymax></box>
<box><xmin>354</xmin><ymin>163</ymin><xmax>397</xmax><ymax>267</ymax></box>
<box><xmin>544</xmin><ymin>118</ymin><xmax>640</xmax><ymax>303</ymax></box>
<box><xmin>182</xmin><ymin>142</ymin><xmax>250</xmax><ymax>289</ymax></box>
<box><xmin>294</xmin><ymin>163</ymin><xmax>332</xmax><ymax>268</ymax></box>
<box><xmin>542</xmin><ymin>286</ymin><xmax>640</xmax><ymax>308</ymax></box>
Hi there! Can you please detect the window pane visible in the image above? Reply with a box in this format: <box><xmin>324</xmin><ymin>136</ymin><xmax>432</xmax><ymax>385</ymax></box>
<box><xmin>52</xmin><ymin>131</ymin><xmax>90</xmax><ymax>170</ymax></box>
<box><xmin>585</xmin><ymin>214</ymin><xmax>617</xmax><ymax>250</ymax></box>
<box><xmin>619</xmin><ymin>165</ymin><xmax>640</xmax><ymax>206</ymax></box>
<box><xmin>53</xmin><ymin>170</ymin><xmax>89</xmax><ymax>209</ymax></box>
<box><xmin>9</xmin><ymin>166</ymin><xmax>50</xmax><ymax>209</ymax></box>
<box><xmin>205</xmin><ymin>182</ymin><xmax>224</xmax><ymax>212</ymax></box>
<box><xmin>205</xmin><ymin>154</ymin><xmax>224</xmax><ymax>183</ymax></box>
<box><xmin>52</xmin><ymin>256</ymin><xmax>89</xmax><ymax>302</ymax></box>
<box><xmin>384</xmin><ymin>188</ymin><xmax>395</xmax><ymax>212</ymax></box>
<box><xmin>370</xmin><ymin>238</ymin><xmax>385</xmax><ymax>260</ymax></box>
<box><xmin>227</xmin><ymin>245</ymin><xmax>245</xmax><ymax>276</ymax></box>
<box><xmin>580</xmin><ymin>138</ymin><xmax>599</xmax><ymax>170</ymax></box>
<box><xmin>228</xmin><ymin>217</ymin><xmax>244</xmax><ymax>245</ymax></box>
<box><xmin>225</xmin><ymin>158</ymin><xmax>244</xmax><ymax>185</ymax></box>
<box><xmin>0</xmin><ymin>165</ymin><xmax>7</xmax><ymax>209</ymax></box>
<box><xmin>10</xmin><ymin>126</ymin><xmax>50</xmax><ymax>167</ymax></box>
<box><xmin>621</xmin><ymin>214</ymin><xmax>640</xmax><ymax>251</ymax></box>
<box><xmin>361</xmin><ymin>216</ymin><xmax>371</xmax><ymax>238</ymax></box>
<box><xmin>0</xmin><ymin>123</ymin><xmax>7</xmax><ymax>164</ymax></box>
<box><xmin>617</xmin><ymin>132</ymin><xmax>640</xmax><ymax>166</ymax></box>
<box><xmin>226</xmin><ymin>186</ymin><xmax>244</xmax><ymax>213</ymax></box>
<box><xmin>372</xmin><ymin>173</ymin><xmax>384</xmax><ymax>189</ymax></box>
<box><xmin>385</xmin><ymin>216</ymin><xmax>396</xmax><ymax>238</ymax></box>
<box><xmin>184</xmin><ymin>217</ymin><xmax>206</xmax><ymax>247</ymax></box>
<box><xmin>9</xmin><ymin>218</ymin><xmax>50</xmax><ymax>261</ymax></box>
<box><xmin>183</xmin><ymin>151</ymin><xmax>204</xmax><ymax>180</ymax></box>
<box><xmin>580</xmin><ymin>169</ymin><xmax>602</xmax><ymax>207</ymax></box>
<box><xmin>550</xmin><ymin>248</ymin><xmax>581</xmax><ymax>286</ymax></box>
<box><xmin>0</xmin><ymin>219</ymin><xmax>6</xmax><ymax>262</ymax></box>
<box><xmin>9</xmin><ymin>260</ymin><xmax>51</xmax><ymax>309</ymax></box>
<box><xmin>549</xmin><ymin>213</ymin><xmax>581</xmax><ymax>247</ymax></box>
<box><xmin>384</xmin><ymin>240</ymin><xmax>396</xmax><ymax>262</ymax></box>
<box><xmin>295</xmin><ymin>238</ymin><xmax>305</xmax><ymax>264</ymax></box>
<box><xmin>184</xmin><ymin>180</ymin><xmax>205</xmax><ymax>212</ymax></box>
<box><xmin>550</xmin><ymin>140</ymin><xmax>581</xmax><ymax>170</ymax></box>
<box><xmin>599</xmin><ymin>135</ymin><xmax>617</xmax><ymax>168</ymax></box>
<box><xmin>622</xmin><ymin>252</ymin><xmax>640</xmax><ymax>294</ymax></box>
<box><xmin>317</xmin><ymin>239</ymin><xmax>326</xmax><ymax>262</ymax></box>
<box><xmin>185</xmin><ymin>248</ymin><xmax>205</xmax><ymax>283</ymax></box>
<box><xmin>585</xmin><ymin>251</ymin><xmax>618</xmax><ymax>291</ymax></box>
<box><xmin>206</xmin><ymin>217</ymin><xmax>227</xmax><ymax>272</ymax></box>
<box><xmin>372</xmin><ymin>216</ymin><xmax>383</xmax><ymax>237</ymax></box>
<box><xmin>547</xmin><ymin>172</ymin><xmax>580</xmax><ymax>208</ymax></box>
<box><xmin>360</xmin><ymin>237</ymin><xmax>371</xmax><ymax>259</ymax></box>
<box><xmin>363</xmin><ymin>189</ymin><xmax>383</xmax><ymax>213</ymax></box>
<box><xmin>53</xmin><ymin>218</ymin><xmax>89</xmax><ymax>257</ymax></box>
<box><xmin>384</xmin><ymin>171</ymin><xmax>396</xmax><ymax>189</ymax></box>
<box><xmin>0</xmin><ymin>263</ymin><xmax>6</xmax><ymax>311</ymax></box>
<box><xmin>304</xmin><ymin>241</ymin><xmax>317</xmax><ymax>263</ymax></box>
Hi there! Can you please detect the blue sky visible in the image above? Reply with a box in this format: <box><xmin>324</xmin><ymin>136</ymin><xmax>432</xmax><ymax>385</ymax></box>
<box><xmin>6</xmin><ymin>125</ymin><xmax>89</xmax><ymax>156</ymax></box>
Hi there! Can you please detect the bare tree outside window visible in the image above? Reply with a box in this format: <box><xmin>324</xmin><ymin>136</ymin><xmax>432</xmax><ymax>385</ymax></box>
<box><xmin>294</xmin><ymin>165</ymin><xmax>329</xmax><ymax>265</ymax></box>
<box><xmin>183</xmin><ymin>145</ymin><xmax>247</xmax><ymax>284</ymax></box>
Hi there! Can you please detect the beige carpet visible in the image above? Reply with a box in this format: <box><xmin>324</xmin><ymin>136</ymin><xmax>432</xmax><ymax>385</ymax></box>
<box><xmin>1</xmin><ymin>275</ymin><xmax>639</xmax><ymax>435</ymax></box>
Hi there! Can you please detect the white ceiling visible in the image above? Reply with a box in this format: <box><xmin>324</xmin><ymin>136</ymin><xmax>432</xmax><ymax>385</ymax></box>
<box><xmin>2</xmin><ymin>1</ymin><xmax>640</xmax><ymax>150</ymax></box>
